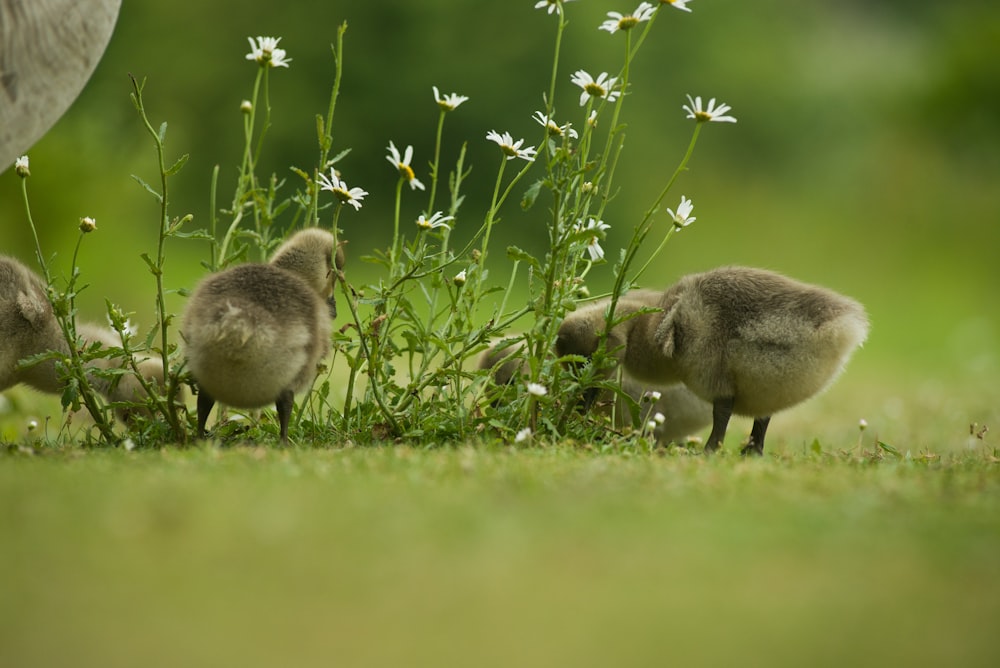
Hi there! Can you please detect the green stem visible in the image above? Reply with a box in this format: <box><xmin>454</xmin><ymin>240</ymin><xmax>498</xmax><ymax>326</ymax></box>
<box><xmin>427</xmin><ymin>109</ymin><xmax>446</xmax><ymax>214</ymax></box>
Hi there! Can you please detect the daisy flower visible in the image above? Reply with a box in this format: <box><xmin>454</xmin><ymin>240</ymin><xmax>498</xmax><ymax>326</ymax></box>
<box><xmin>642</xmin><ymin>390</ymin><xmax>663</xmax><ymax>403</ymax></box>
<box><xmin>453</xmin><ymin>270</ymin><xmax>467</xmax><ymax>287</ymax></box>
<box><xmin>534</xmin><ymin>0</ymin><xmax>577</xmax><ymax>16</ymax></box>
<box><xmin>433</xmin><ymin>86</ymin><xmax>469</xmax><ymax>111</ymax></box>
<box><xmin>245</xmin><ymin>36</ymin><xmax>291</xmax><ymax>68</ymax></box>
<box><xmin>526</xmin><ymin>382</ymin><xmax>548</xmax><ymax>397</ymax></box>
<box><xmin>386</xmin><ymin>141</ymin><xmax>426</xmax><ymax>191</ymax></box>
<box><xmin>666</xmin><ymin>196</ymin><xmax>696</xmax><ymax>230</ymax></box>
<box><xmin>682</xmin><ymin>95</ymin><xmax>737</xmax><ymax>123</ymax></box>
<box><xmin>486</xmin><ymin>130</ymin><xmax>537</xmax><ymax>162</ymax></box>
<box><xmin>575</xmin><ymin>218</ymin><xmax>611</xmax><ymax>262</ymax></box>
<box><xmin>532</xmin><ymin>110</ymin><xmax>578</xmax><ymax>139</ymax></box>
<box><xmin>317</xmin><ymin>169</ymin><xmax>368</xmax><ymax>211</ymax></box>
<box><xmin>79</xmin><ymin>216</ymin><xmax>97</xmax><ymax>233</ymax></box>
<box><xmin>571</xmin><ymin>70</ymin><xmax>621</xmax><ymax>107</ymax></box>
<box><xmin>514</xmin><ymin>427</ymin><xmax>533</xmax><ymax>443</ymax></box>
<box><xmin>600</xmin><ymin>2</ymin><xmax>657</xmax><ymax>34</ymax></box>
<box><xmin>660</xmin><ymin>0</ymin><xmax>694</xmax><ymax>12</ymax></box>
<box><xmin>653</xmin><ymin>412</ymin><xmax>666</xmax><ymax>425</ymax></box>
<box><xmin>416</xmin><ymin>211</ymin><xmax>454</xmax><ymax>231</ymax></box>
<box><xmin>14</xmin><ymin>155</ymin><xmax>29</xmax><ymax>178</ymax></box>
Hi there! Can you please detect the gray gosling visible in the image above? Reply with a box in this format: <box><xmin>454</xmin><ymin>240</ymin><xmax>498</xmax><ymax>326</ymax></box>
<box><xmin>182</xmin><ymin>228</ymin><xmax>343</xmax><ymax>442</ymax></box>
<box><xmin>2</xmin><ymin>255</ymin><xmax>166</xmax><ymax>420</ymax></box>
<box><xmin>1</xmin><ymin>255</ymin><xmax>65</xmax><ymax>394</ymax></box>
<box><xmin>556</xmin><ymin>267</ymin><xmax>869</xmax><ymax>455</ymax></box>
<box><xmin>478</xmin><ymin>334</ymin><xmax>712</xmax><ymax>445</ymax></box>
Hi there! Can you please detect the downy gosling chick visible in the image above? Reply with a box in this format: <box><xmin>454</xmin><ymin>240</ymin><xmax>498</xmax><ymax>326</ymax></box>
<box><xmin>1</xmin><ymin>255</ymin><xmax>65</xmax><ymax>393</ymax></box>
<box><xmin>479</xmin><ymin>335</ymin><xmax>712</xmax><ymax>445</ymax></box>
<box><xmin>182</xmin><ymin>228</ymin><xmax>343</xmax><ymax>442</ymax></box>
<box><xmin>2</xmin><ymin>255</ymin><xmax>166</xmax><ymax>421</ymax></box>
<box><xmin>556</xmin><ymin>267</ymin><xmax>869</xmax><ymax>455</ymax></box>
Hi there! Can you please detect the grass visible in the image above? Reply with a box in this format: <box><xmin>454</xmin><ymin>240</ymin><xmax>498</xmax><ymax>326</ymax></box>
<box><xmin>2</xmin><ymin>434</ymin><xmax>998</xmax><ymax>668</ymax></box>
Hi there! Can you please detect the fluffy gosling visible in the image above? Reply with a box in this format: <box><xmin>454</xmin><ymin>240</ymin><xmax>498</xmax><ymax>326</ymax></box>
<box><xmin>2</xmin><ymin>255</ymin><xmax>165</xmax><ymax>420</ymax></box>
<box><xmin>556</xmin><ymin>267</ymin><xmax>869</xmax><ymax>455</ymax></box>
<box><xmin>182</xmin><ymin>228</ymin><xmax>343</xmax><ymax>442</ymax></box>
<box><xmin>1</xmin><ymin>255</ymin><xmax>65</xmax><ymax>393</ymax></box>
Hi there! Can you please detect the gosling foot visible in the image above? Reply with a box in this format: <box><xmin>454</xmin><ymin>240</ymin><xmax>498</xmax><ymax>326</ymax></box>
<box><xmin>704</xmin><ymin>396</ymin><xmax>734</xmax><ymax>454</ymax></box>
<box><xmin>196</xmin><ymin>387</ymin><xmax>216</xmax><ymax>439</ymax></box>
<box><xmin>740</xmin><ymin>416</ymin><xmax>771</xmax><ymax>456</ymax></box>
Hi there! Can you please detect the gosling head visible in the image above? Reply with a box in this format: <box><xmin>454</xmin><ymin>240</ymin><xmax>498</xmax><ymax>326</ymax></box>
<box><xmin>270</xmin><ymin>228</ymin><xmax>341</xmax><ymax>317</ymax></box>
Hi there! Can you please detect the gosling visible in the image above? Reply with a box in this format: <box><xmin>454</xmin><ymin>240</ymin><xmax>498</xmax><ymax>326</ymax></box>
<box><xmin>2</xmin><ymin>255</ymin><xmax>166</xmax><ymax>420</ymax></box>
<box><xmin>1</xmin><ymin>255</ymin><xmax>65</xmax><ymax>393</ymax></box>
<box><xmin>556</xmin><ymin>267</ymin><xmax>869</xmax><ymax>455</ymax></box>
<box><xmin>182</xmin><ymin>228</ymin><xmax>343</xmax><ymax>442</ymax></box>
<box><xmin>478</xmin><ymin>336</ymin><xmax>712</xmax><ymax>445</ymax></box>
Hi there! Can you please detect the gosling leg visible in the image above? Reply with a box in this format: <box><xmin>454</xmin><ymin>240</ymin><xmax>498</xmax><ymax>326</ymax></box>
<box><xmin>275</xmin><ymin>388</ymin><xmax>295</xmax><ymax>443</ymax></box>
<box><xmin>196</xmin><ymin>387</ymin><xmax>216</xmax><ymax>439</ymax></box>
<box><xmin>705</xmin><ymin>397</ymin><xmax>734</xmax><ymax>454</ymax></box>
<box><xmin>741</xmin><ymin>417</ymin><xmax>770</xmax><ymax>457</ymax></box>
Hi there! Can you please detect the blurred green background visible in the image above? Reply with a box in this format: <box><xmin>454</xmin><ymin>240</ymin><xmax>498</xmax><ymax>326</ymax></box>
<box><xmin>1</xmin><ymin>0</ymin><xmax>997</xmax><ymax>433</ymax></box>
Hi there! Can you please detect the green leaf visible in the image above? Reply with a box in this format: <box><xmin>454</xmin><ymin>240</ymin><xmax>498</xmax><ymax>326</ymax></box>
<box><xmin>506</xmin><ymin>246</ymin><xmax>541</xmax><ymax>269</ymax></box>
<box><xmin>157</xmin><ymin>121</ymin><xmax>168</xmax><ymax>144</ymax></box>
<box><xmin>165</xmin><ymin>153</ymin><xmax>189</xmax><ymax>176</ymax></box>
<box><xmin>877</xmin><ymin>441</ymin><xmax>902</xmax><ymax>458</ymax></box>
<box><xmin>521</xmin><ymin>180</ymin><xmax>543</xmax><ymax>210</ymax></box>
<box><xmin>328</xmin><ymin>147</ymin><xmax>353</xmax><ymax>165</ymax></box>
<box><xmin>131</xmin><ymin>175</ymin><xmax>163</xmax><ymax>203</ymax></box>
<box><xmin>810</xmin><ymin>439</ymin><xmax>823</xmax><ymax>455</ymax></box>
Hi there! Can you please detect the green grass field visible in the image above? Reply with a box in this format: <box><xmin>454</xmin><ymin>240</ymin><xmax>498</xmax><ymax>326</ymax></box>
<box><xmin>3</xmin><ymin>415</ymin><xmax>998</xmax><ymax>667</ymax></box>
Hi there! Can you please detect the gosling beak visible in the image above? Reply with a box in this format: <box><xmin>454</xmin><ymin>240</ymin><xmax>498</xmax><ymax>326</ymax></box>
<box><xmin>327</xmin><ymin>295</ymin><xmax>337</xmax><ymax>319</ymax></box>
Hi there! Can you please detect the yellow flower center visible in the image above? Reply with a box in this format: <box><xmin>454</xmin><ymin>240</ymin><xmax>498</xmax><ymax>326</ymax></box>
<box><xmin>399</xmin><ymin>163</ymin><xmax>416</xmax><ymax>181</ymax></box>
<box><xmin>619</xmin><ymin>16</ymin><xmax>640</xmax><ymax>30</ymax></box>
<box><xmin>584</xmin><ymin>83</ymin><xmax>607</xmax><ymax>98</ymax></box>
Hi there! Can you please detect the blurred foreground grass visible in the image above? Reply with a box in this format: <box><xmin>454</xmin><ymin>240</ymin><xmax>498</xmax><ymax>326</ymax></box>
<box><xmin>2</xmin><ymin>440</ymin><xmax>998</xmax><ymax>668</ymax></box>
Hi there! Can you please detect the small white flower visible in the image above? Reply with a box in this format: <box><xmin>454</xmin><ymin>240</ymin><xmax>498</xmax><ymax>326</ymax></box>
<box><xmin>317</xmin><ymin>169</ymin><xmax>368</xmax><ymax>211</ymax></box>
<box><xmin>532</xmin><ymin>110</ymin><xmax>578</xmax><ymax>139</ymax></box>
<box><xmin>574</xmin><ymin>218</ymin><xmax>611</xmax><ymax>262</ymax></box>
<box><xmin>587</xmin><ymin>110</ymin><xmax>599</xmax><ymax>127</ymax></box>
<box><xmin>14</xmin><ymin>155</ymin><xmax>30</xmax><ymax>177</ymax></box>
<box><xmin>571</xmin><ymin>70</ymin><xmax>621</xmax><ymax>107</ymax></box>
<box><xmin>416</xmin><ymin>211</ymin><xmax>454</xmax><ymax>231</ymax></box>
<box><xmin>240</xmin><ymin>100</ymin><xmax>253</xmax><ymax>114</ymax></box>
<box><xmin>433</xmin><ymin>86</ymin><xmax>469</xmax><ymax>111</ymax></box>
<box><xmin>600</xmin><ymin>2</ymin><xmax>657</xmax><ymax>34</ymax></box>
<box><xmin>534</xmin><ymin>0</ymin><xmax>577</xmax><ymax>16</ymax></box>
<box><xmin>486</xmin><ymin>130</ymin><xmax>537</xmax><ymax>162</ymax></box>
<box><xmin>386</xmin><ymin>141</ymin><xmax>426</xmax><ymax>191</ymax></box>
<box><xmin>526</xmin><ymin>382</ymin><xmax>548</xmax><ymax>397</ymax></box>
<box><xmin>27</xmin><ymin>419</ymin><xmax>38</xmax><ymax>432</ymax></box>
<box><xmin>515</xmin><ymin>427</ymin><xmax>533</xmax><ymax>443</ymax></box>
<box><xmin>859</xmin><ymin>419</ymin><xmax>869</xmax><ymax>431</ymax></box>
<box><xmin>79</xmin><ymin>216</ymin><xmax>97</xmax><ymax>233</ymax></box>
<box><xmin>453</xmin><ymin>270</ymin><xmax>467</xmax><ymax>287</ymax></box>
<box><xmin>653</xmin><ymin>412</ymin><xmax>666</xmax><ymax>425</ymax></box>
<box><xmin>123</xmin><ymin>438</ymin><xmax>137</xmax><ymax>452</ymax></box>
<box><xmin>245</xmin><ymin>36</ymin><xmax>291</xmax><ymax>68</ymax></box>
<box><xmin>666</xmin><ymin>196</ymin><xmax>696</xmax><ymax>230</ymax></box>
<box><xmin>682</xmin><ymin>94</ymin><xmax>737</xmax><ymax>123</ymax></box>
<box><xmin>642</xmin><ymin>390</ymin><xmax>662</xmax><ymax>403</ymax></box>
<box><xmin>660</xmin><ymin>0</ymin><xmax>694</xmax><ymax>12</ymax></box>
